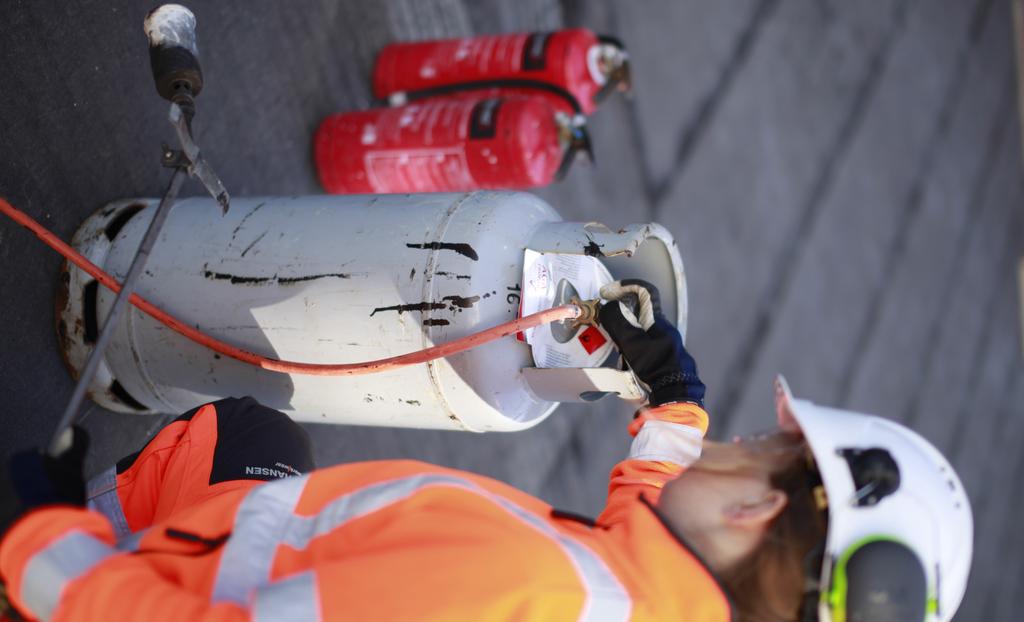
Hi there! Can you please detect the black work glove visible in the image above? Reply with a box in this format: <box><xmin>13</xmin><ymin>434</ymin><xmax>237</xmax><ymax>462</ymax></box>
<box><xmin>598</xmin><ymin>280</ymin><xmax>705</xmax><ymax>407</ymax></box>
<box><xmin>0</xmin><ymin>428</ymin><xmax>88</xmax><ymax>622</ymax></box>
<box><xmin>8</xmin><ymin>426</ymin><xmax>89</xmax><ymax>511</ymax></box>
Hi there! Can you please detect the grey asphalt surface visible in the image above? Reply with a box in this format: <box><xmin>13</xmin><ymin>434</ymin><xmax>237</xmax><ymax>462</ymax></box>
<box><xmin>1</xmin><ymin>1</ymin><xmax>1021</xmax><ymax>619</ymax></box>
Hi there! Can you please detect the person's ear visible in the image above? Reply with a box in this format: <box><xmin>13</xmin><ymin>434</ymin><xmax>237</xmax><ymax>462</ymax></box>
<box><xmin>724</xmin><ymin>490</ymin><xmax>788</xmax><ymax>528</ymax></box>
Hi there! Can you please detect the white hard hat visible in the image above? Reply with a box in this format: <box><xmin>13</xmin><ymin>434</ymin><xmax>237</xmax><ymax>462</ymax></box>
<box><xmin>773</xmin><ymin>376</ymin><xmax>973</xmax><ymax>622</ymax></box>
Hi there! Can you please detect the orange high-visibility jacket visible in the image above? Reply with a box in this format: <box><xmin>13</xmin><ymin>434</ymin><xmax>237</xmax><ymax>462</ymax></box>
<box><xmin>1</xmin><ymin>402</ymin><xmax>732</xmax><ymax>621</ymax></box>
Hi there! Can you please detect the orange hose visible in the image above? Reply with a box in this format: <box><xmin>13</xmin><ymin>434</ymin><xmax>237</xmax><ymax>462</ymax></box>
<box><xmin>0</xmin><ymin>197</ymin><xmax>579</xmax><ymax>376</ymax></box>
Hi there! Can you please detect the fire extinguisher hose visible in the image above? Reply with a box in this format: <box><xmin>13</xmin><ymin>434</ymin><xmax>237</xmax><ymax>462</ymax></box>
<box><xmin>0</xmin><ymin>197</ymin><xmax>582</xmax><ymax>376</ymax></box>
<box><xmin>392</xmin><ymin>78</ymin><xmax>585</xmax><ymax>115</ymax></box>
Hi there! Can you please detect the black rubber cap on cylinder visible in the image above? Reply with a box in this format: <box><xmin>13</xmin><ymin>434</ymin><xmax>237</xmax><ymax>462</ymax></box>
<box><xmin>844</xmin><ymin>540</ymin><xmax>928</xmax><ymax>622</ymax></box>
<box><xmin>150</xmin><ymin>45</ymin><xmax>203</xmax><ymax>100</ymax></box>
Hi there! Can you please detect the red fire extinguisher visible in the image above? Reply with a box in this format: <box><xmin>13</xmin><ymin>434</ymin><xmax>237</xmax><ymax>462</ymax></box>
<box><xmin>314</xmin><ymin>95</ymin><xmax>592</xmax><ymax>194</ymax></box>
<box><xmin>373</xmin><ymin>29</ymin><xmax>631</xmax><ymax>117</ymax></box>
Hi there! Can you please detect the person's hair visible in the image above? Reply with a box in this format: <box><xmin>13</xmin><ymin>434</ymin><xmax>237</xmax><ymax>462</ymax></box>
<box><xmin>692</xmin><ymin>432</ymin><xmax>828</xmax><ymax>622</ymax></box>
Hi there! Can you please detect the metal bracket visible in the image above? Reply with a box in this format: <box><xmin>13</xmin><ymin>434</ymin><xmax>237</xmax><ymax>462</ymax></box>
<box><xmin>169</xmin><ymin>102</ymin><xmax>230</xmax><ymax>213</ymax></box>
<box><xmin>523</xmin><ymin>367</ymin><xmax>647</xmax><ymax>403</ymax></box>
<box><xmin>160</xmin><ymin>143</ymin><xmax>188</xmax><ymax>168</ymax></box>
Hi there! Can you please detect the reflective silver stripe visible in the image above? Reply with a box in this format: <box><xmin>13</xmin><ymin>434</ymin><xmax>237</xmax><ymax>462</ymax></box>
<box><xmin>629</xmin><ymin>420</ymin><xmax>704</xmax><ymax>467</ymax></box>
<box><xmin>278</xmin><ymin>474</ymin><xmax>477</xmax><ymax>550</ymax></box>
<box><xmin>212</xmin><ymin>473</ymin><xmax>631</xmax><ymax>621</ymax></box>
<box><xmin>253</xmin><ymin>571</ymin><xmax>321</xmax><ymax>622</ymax></box>
<box><xmin>86</xmin><ymin>466</ymin><xmax>131</xmax><ymax>538</ymax></box>
<box><xmin>211</xmin><ymin>474</ymin><xmax>309</xmax><ymax>605</ymax></box>
<box><xmin>473</xmin><ymin>483</ymin><xmax>632</xmax><ymax>622</ymax></box>
<box><xmin>20</xmin><ymin>530</ymin><xmax>115</xmax><ymax>622</ymax></box>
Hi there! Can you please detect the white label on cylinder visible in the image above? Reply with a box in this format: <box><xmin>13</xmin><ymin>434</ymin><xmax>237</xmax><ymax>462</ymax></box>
<box><xmin>520</xmin><ymin>250</ymin><xmax>615</xmax><ymax>368</ymax></box>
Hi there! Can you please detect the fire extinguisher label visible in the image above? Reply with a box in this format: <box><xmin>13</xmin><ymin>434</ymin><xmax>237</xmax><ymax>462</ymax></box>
<box><xmin>469</xmin><ymin>98</ymin><xmax>503</xmax><ymax>139</ymax></box>
<box><xmin>365</xmin><ymin>149</ymin><xmax>473</xmax><ymax>193</ymax></box>
<box><xmin>522</xmin><ymin>32</ymin><xmax>551</xmax><ymax>71</ymax></box>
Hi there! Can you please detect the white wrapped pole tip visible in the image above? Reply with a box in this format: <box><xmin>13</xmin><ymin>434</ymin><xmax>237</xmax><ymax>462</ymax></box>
<box><xmin>144</xmin><ymin>4</ymin><xmax>203</xmax><ymax>100</ymax></box>
<box><xmin>144</xmin><ymin>5</ymin><xmax>198</xmax><ymax>53</ymax></box>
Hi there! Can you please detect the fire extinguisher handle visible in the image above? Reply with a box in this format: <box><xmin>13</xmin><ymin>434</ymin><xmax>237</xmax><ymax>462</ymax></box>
<box><xmin>390</xmin><ymin>79</ymin><xmax>585</xmax><ymax>116</ymax></box>
<box><xmin>144</xmin><ymin>4</ymin><xmax>203</xmax><ymax>103</ymax></box>
<box><xmin>593</xmin><ymin>34</ymin><xmax>632</xmax><ymax>105</ymax></box>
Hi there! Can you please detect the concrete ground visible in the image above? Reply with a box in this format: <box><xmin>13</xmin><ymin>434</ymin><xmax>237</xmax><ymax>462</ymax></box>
<box><xmin>0</xmin><ymin>0</ymin><xmax>1020</xmax><ymax>619</ymax></box>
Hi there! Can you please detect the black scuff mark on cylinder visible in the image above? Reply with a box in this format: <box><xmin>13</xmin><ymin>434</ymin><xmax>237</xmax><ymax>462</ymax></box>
<box><xmin>583</xmin><ymin>235</ymin><xmax>605</xmax><ymax>257</ymax></box>
<box><xmin>406</xmin><ymin>242</ymin><xmax>479</xmax><ymax>261</ymax></box>
<box><xmin>278</xmin><ymin>272</ymin><xmax>352</xmax><ymax>284</ymax></box>
<box><xmin>435</xmin><ymin>271</ymin><xmax>472</xmax><ymax>280</ymax></box>
<box><xmin>443</xmin><ymin>295</ymin><xmax>480</xmax><ymax>309</ymax></box>
<box><xmin>204</xmin><ymin>271</ymin><xmax>273</xmax><ymax>285</ymax></box>
<box><xmin>231</xmin><ymin>201</ymin><xmax>267</xmax><ymax>240</ymax></box>
<box><xmin>409</xmin><ymin>267</ymin><xmax>416</xmax><ymax>280</ymax></box>
<box><xmin>371</xmin><ymin>295</ymin><xmax>479</xmax><ymax>318</ymax></box>
<box><xmin>240</xmin><ymin>231</ymin><xmax>268</xmax><ymax>257</ymax></box>
<box><xmin>203</xmin><ymin>270</ymin><xmax>351</xmax><ymax>285</ymax></box>
<box><xmin>370</xmin><ymin>301</ymin><xmax>447</xmax><ymax>316</ymax></box>
<box><xmin>402</xmin><ymin>399</ymin><xmax>422</xmax><ymax>406</ymax></box>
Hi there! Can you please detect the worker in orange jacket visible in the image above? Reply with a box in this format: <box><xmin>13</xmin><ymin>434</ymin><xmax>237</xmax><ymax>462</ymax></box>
<box><xmin>0</xmin><ymin>281</ymin><xmax>973</xmax><ymax>621</ymax></box>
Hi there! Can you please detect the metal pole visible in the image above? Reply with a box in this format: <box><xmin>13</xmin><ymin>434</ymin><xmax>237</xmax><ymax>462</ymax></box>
<box><xmin>48</xmin><ymin>167</ymin><xmax>187</xmax><ymax>455</ymax></box>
